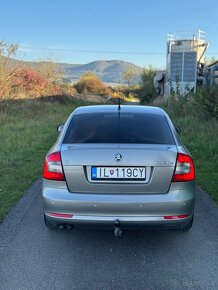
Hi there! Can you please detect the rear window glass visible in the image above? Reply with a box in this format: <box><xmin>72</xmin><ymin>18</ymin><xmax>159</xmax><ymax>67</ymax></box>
<box><xmin>63</xmin><ymin>112</ymin><xmax>175</xmax><ymax>145</ymax></box>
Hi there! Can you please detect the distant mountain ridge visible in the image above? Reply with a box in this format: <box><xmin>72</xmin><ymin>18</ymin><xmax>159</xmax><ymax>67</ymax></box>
<box><xmin>59</xmin><ymin>60</ymin><xmax>143</xmax><ymax>83</ymax></box>
<box><xmin>5</xmin><ymin>57</ymin><xmax>143</xmax><ymax>83</ymax></box>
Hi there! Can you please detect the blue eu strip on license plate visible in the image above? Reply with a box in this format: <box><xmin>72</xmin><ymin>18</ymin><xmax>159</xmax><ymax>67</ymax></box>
<box><xmin>91</xmin><ymin>166</ymin><xmax>146</xmax><ymax>180</ymax></box>
<box><xmin>91</xmin><ymin>167</ymin><xmax>97</xmax><ymax>178</ymax></box>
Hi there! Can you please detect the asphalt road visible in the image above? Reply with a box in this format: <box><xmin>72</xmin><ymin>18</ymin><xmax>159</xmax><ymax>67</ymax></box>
<box><xmin>0</xmin><ymin>180</ymin><xmax>218</xmax><ymax>290</ymax></box>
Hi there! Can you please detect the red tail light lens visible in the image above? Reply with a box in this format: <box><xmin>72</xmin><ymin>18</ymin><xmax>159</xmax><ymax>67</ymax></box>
<box><xmin>172</xmin><ymin>153</ymin><xmax>195</xmax><ymax>182</ymax></box>
<box><xmin>43</xmin><ymin>151</ymin><xmax>65</xmax><ymax>181</ymax></box>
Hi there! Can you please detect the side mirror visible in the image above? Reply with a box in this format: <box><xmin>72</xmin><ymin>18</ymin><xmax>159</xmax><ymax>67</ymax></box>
<box><xmin>57</xmin><ymin>124</ymin><xmax>64</xmax><ymax>132</ymax></box>
<box><xmin>175</xmin><ymin>126</ymin><xmax>181</xmax><ymax>134</ymax></box>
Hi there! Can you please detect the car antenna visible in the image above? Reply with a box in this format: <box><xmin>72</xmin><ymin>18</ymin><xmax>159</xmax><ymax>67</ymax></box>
<box><xmin>118</xmin><ymin>97</ymin><xmax>121</xmax><ymax>110</ymax></box>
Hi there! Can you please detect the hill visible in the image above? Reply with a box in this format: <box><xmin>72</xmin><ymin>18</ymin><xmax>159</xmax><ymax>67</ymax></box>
<box><xmin>3</xmin><ymin>56</ymin><xmax>143</xmax><ymax>84</ymax></box>
<box><xmin>59</xmin><ymin>60</ymin><xmax>143</xmax><ymax>83</ymax></box>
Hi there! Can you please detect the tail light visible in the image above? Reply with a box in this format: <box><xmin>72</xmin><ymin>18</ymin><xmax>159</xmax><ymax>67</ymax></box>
<box><xmin>43</xmin><ymin>151</ymin><xmax>65</xmax><ymax>181</ymax></box>
<box><xmin>172</xmin><ymin>153</ymin><xmax>195</xmax><ymax>182</ymax></box>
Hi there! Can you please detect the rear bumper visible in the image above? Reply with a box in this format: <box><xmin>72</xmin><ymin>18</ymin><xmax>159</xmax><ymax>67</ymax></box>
<box><xmin>42</xmin><ymin>179</ymin><xmax>196</xmax><ymax>229</ymax></box>
<box><xmin>45</xmin><ymin>213</ymin><xmax>193</xmax><ymax>230</ymax></box>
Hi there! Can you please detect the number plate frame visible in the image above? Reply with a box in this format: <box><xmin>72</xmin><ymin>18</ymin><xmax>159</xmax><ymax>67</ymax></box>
<box><xmin>91</xmin><ymin>166</ymin><xmax>146</xmax><ymax>181</ymax></box>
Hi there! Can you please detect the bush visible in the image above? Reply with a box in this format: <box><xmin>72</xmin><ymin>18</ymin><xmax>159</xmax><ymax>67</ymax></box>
<box><xmin>193</xmin><ymin>86</ymin><xmax>218</xmax><ymax>119</ymax></box>
<box><xmin>153</xmin><ymin>85</ymin><xmax>218</xmax><ymax>120</ymax></box>
<box><xmin>11</xmin><ymin>68</ymin><xmax>65</xmax><ymax>98</ymax></box>
<box><xmin>62</xmin><ymin>83</ymin><xmax>77</xmax><ymax>95</ymax></box>
<box><xmin>12</xmin><ymin>68</ymin><xmax>48</xmax><ymax>97</ymax></box>
<box><xmin>109</xmin><ymin>90</ymin><xmax>125</xmax><ymax>99</ymax></box>
<box><xmin>74</xmin><ymin>72</ymin><xmax>109</xmax><ymax>95</ymax></box>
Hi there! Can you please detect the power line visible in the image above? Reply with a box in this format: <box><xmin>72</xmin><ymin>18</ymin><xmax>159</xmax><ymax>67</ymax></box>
<box><xmin>20</xmin><ymin>46</ymin><xmax>166</xmax><ymax>55</ymax></box>
<box><xmin>19</xmin><ymin>46</ymin><xmax>218</xmax><ymax>56</ymax></box>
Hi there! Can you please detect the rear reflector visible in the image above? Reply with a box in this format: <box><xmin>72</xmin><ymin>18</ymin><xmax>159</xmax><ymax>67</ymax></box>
<box><xmin>43</xmin><ymin>151</ymin><xmax>65</xmax><ymax>181</ymax></box>
<box><xmin>164</xmin><ymin>214</ymin><xmax>190</xmax><ymax>220</ymax></box>
<box><xmin>47</xmin><ymin>213</ymin><xmax>73</xmax><ymax>218</ymax></box>
<box><xmin>172</xmin><ymin>153</ymin><xmax>195</xmax><ymax>182</ymax></box>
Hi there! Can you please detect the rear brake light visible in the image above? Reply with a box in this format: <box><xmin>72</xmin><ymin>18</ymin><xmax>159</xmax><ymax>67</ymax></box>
<box><xmin>172</xmin><ymin>153</ymin><xmax>195</xmax><ymax>182</ymax></box>
<box><xmin>43</xmin><ymin>151</ymin><xmax>65</xmax><ymax>181</ymax></box>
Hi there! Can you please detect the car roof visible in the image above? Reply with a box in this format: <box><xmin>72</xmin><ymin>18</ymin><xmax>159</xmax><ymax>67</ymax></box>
<box><xmin>73</xmin><ymin>105</ymin><xmax>166</xmax><ymax>116</ymax></box>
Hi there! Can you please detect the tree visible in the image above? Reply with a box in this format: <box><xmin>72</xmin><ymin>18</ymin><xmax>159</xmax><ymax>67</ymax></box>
<box><xmin>0</xmin><ymin>41</ymin><xmax>18</xmax><ymax>57</ymax></box>
<box><xmin>204</xmin><ymin>56</ymin><xmax>217</xmax><ymax>66</ymax></box>
<box><xmin>140</xmin><ymin>65</ymin><xmax>156</xmax><ymax>103</ymax></box>
<box><xmin>123</xmin><ymin>68</ymin><xmax>136</xmax><ymax>86</ymax></box>
<box><xmin>34</xmin><ymin>59</ymin><xmax>61</xmax><ymax>83</ymax></box>
<box><xmin>0</xmin><ymin>41</ymin><xmax>20</xmax><ymax>98</ymax></box>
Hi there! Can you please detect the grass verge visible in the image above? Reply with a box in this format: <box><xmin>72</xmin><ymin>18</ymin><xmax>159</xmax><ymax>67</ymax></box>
<box><xmin>172</xmin><ymin>115</ymin><xmax>218</xmax><ymax>203</ymax></box>
<box><xmin>151</xmin><ymin>97</ymin><xmax>218</xmax><ymax>203</ymax></box>
<box><xmin>0</xmin><ymin>96</ymin><xmax>91</xmax><ymax>222</ymax></box>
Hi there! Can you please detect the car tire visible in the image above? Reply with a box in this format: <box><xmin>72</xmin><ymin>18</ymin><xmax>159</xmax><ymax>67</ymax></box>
<box><xmin>44</xmin><ymin>214</ymin><xmax>59</xmax><ymax>230</ymax></box>
<box><xmin>179</xmin><ymin>215</ymin><xmax>194</xmax><ymax>231</ymax></box>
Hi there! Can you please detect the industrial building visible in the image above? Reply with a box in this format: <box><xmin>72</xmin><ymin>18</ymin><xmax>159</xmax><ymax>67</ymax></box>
<box><xmin>204</xmin><ymin>60</ymin><xmax>218</xmax><ymax>87</ymax></box>
<box><xmin>153</xmin><ymin>30</ymin><xmax>218</xmax><ymax>96</ymax></box>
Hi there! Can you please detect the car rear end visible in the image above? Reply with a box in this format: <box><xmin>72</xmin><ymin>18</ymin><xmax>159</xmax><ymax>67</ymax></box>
<box><xmin>42</xmin><ymin>105</ymin><xmax>196</xmax><ymax>231</ymax></box>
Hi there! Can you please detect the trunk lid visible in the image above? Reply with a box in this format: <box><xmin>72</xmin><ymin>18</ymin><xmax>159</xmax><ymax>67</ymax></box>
<box><xmin>61</xmin><ymin>144</ymin><xmax>177</xmax><ymax>194</ymax></box>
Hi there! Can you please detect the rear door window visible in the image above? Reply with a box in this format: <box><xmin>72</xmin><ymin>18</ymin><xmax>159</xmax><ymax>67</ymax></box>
<box><xmin>63</xmin><ymin>112</ymin><xmax>175</xmax><ymax>144</ymax></box>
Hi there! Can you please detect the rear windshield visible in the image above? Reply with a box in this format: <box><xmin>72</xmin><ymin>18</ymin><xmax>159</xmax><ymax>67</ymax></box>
<box><xmin>63</xmin><ymin>112</ymin><xmax>175</xmax><ymax>145</ymax></box>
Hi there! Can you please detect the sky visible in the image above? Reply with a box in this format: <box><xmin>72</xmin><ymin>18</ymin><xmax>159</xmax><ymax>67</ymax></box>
<box><xmin>0</xmin><ymin>0</ymin><xmax>218</xmax><ymax>67</ymax></box>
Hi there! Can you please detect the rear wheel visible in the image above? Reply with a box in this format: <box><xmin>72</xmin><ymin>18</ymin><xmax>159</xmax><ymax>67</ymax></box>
<box><xmin>179</xmin><ymin>215</ymin><xmax>194</xmax><ymax>231</ymax></box>
<box><xmin>44</xmin><ymin>214</ymin><xmax>59</xmax><ymax>230</ymax></box>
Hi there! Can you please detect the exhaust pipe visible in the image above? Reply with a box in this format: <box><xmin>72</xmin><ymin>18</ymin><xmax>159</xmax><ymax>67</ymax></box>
<box><xmin>114</xmin><ymin>219</ymin><xmax>122</xmax><ymax>237</ymax></box>
<box><xmin>59</xmin><ymin>224</ymin><xmax>73</xmax><ymax>230</ymax></box>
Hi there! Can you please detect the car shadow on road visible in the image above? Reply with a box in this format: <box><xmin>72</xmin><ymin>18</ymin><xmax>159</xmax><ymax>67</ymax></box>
<box><xmin>45</xmin><ymin>226</ymin><xmax>192</xmax><ymax>250</ymax></box>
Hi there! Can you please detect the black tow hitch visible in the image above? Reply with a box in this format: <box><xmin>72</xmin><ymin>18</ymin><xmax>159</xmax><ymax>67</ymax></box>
<box><xmin>114</xmin><ymin>219</ymin><xmax>122</xmax><ymax>237</ymax></box>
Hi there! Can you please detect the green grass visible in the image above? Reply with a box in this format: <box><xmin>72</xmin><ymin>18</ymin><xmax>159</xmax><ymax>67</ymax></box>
<box><xmin>171</xmin><ymin>115</ymin><xmax>218</xmax><ymax>202</ymax></box>
<box><xmin>0</xmin><ymin>97</ymin><xmax>217</xmax><ymax>222</ymax></box>
<box><xmin>152</xmin><ymin>96</ymin><xmax>218</xmax><ymax>203</ymax></box>
<box><xmin>0</xmin><ymin>96</ymin><xmax>91</xmax><ymax>222</ymax></box>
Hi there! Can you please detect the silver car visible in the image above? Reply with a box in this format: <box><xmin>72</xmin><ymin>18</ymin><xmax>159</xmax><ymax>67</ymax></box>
<box><xmin>42</xmin><ymin>105</ymin><xmax>196</xmax><ymax>234</ymax></box>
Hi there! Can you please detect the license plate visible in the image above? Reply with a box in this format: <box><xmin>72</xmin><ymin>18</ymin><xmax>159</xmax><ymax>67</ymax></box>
<box><xmin>91</xmin><ymin>167</ymin><xmax>146</xmax><ymax>180</ymax></box>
